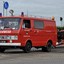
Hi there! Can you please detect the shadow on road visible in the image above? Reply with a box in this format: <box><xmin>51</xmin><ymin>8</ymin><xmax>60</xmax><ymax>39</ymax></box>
<box><xmin>1</xmin><ymin>47</ymin><xmax>64</xmax><ymax>54</ymax></box>
<box><xmin>51</xmin><ymin>47</ymin><xmax>64</xmax><ymax>53</ymax></box>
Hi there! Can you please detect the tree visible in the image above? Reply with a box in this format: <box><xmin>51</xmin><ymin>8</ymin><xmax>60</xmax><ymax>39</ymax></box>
<box><xmin>57</xmin><ymin>26</ymin><xmax>64</xmax><ymax>30</ymax></box>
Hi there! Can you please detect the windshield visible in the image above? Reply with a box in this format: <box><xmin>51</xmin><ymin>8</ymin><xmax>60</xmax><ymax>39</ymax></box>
<box><xmin>0</xmin><ymin>18</ymin><xmax>21</xmax><ymax>30</ymax></box>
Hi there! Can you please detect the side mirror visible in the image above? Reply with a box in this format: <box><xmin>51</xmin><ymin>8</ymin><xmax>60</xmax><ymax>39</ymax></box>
<box><xmin>22</xmin><ymin>24</ymin><xmax>25</xmax><ymax>29</ymax></box>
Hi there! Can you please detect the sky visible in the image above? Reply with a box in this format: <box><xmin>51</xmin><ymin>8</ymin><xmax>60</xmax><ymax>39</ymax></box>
<box><xmin>0</xmin><ymin>0</ymin><xmax>64</xmax><ymax>26</ymax></box>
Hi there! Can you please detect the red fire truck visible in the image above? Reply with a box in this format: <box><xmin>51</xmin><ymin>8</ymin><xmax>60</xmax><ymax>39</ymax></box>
<box><xmin>0</xmin><ymin>15</ymin><xmax>57</xmax><ymax>53</ymax></box>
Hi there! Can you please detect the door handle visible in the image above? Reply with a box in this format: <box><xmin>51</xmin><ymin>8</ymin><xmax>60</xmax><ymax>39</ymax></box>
<box><xmin>30</xmin><ymin>30</ymin><xmax>32</xmax><ymax>32</ymax></box>
<box><xmin>34</xmin><ymin>31</ymin><xmax>37</xmax><ymax>33</ymax></box>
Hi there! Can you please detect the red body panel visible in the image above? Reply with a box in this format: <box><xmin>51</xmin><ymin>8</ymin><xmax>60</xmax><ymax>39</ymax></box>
<box><xmin>0</xmin><ymin>16</ymin><xmax>57</xmax><ymax>47</ymax></box>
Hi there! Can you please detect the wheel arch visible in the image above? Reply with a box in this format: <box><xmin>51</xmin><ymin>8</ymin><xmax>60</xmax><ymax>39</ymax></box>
<box><xmin>26</xmin><ymin>40</ymin><xmax>32</xmax><ymax>47</ymax></box>
<box><xmin>47</xmin><ymin>40</ymin><xmax>53</xmax><ymax>45</ymax></box>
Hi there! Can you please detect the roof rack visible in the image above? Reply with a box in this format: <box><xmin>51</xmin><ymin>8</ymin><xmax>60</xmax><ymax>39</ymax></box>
<box><xmin>24</xmin><ymin>15</ymin><xmax>54</xmax><ymax>20</ymax></box>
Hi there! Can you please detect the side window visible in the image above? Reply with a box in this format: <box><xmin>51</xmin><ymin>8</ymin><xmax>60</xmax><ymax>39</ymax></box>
<box><xmin>22</xmin><ymin>20</ymin><xmax>31</xmax><ymax>28</ymax></box>
<box><xmin>34</xmin><ymin>20</ymin><xmax>44</xmax><ymax>29</ymax></box>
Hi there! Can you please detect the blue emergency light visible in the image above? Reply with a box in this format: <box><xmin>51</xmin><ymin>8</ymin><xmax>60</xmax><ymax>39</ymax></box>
<box><xmin>21</xmin><ymin>12</ymin><xmax>24</xmax><ymax>16</ymax></box>
<box><xmin>0</xmin><ymin>13</ymin><xmax>2</xmax><ymax>16</ymax></box>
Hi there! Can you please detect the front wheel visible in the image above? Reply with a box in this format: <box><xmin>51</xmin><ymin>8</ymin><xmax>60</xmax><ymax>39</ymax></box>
<box><xmin>23</xmin><ymin>42</ymin><xmax>32</xmax><ymax>53</ymax></box>
<box><xmin>0</xmin><ymin>48</ymin><xmax>5</xmax><ymax>53</ymax></box>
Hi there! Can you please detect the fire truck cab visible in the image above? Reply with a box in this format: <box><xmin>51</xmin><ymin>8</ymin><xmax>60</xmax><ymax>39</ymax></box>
<box><xmin>0</xmin><ymin>16</ymin><xmax>57</xmax><ymax>53</ymax></box>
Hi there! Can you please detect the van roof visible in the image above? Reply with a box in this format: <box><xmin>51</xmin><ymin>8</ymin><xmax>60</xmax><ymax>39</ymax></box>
<box><xmin>0</xmin><ymin>16</ymin><xmax>55</xmax><ymax>21</ymax></box>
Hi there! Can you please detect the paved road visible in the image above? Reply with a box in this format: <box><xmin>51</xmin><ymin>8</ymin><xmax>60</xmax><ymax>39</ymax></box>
<box><xmin>0</xmin><ymin>47</ymin><xmax>64</xmax><ymax>64</ymax></box>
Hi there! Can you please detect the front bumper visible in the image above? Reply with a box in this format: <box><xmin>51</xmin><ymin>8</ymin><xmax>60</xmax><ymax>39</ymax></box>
<box><xmin>0</xmin><ymin>43</ymin><xmax>21</xmax><ymax>46</ymax></box>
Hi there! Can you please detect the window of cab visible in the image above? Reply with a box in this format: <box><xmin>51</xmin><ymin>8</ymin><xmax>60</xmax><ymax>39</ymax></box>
<box><xmin>0</xmin><ymin>18</ymin><xmax>21</xmax><ymax>30</ymax></box>
<box><xmin>22</xmin><ymin>20</ymin><xmax>31</xmax><ymax>29</ymax></box>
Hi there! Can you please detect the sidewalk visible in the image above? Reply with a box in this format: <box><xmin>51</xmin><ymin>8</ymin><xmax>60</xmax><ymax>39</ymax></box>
<box><xmin>56</xmin><ymin>42</ymin><xmax>64</xmax><ymax>47</ymax></box>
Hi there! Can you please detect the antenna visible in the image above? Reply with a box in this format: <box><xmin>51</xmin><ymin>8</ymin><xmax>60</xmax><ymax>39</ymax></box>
<box><xmin>27</xmin><ymin>10</ymin><xmax>28</xmax><ymax>16</ymax></box>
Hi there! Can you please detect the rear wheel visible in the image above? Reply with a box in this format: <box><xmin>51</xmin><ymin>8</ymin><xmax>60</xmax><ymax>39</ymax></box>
<box><xmin>42</xmin><ymin>42</ymin><xmax>52</xmax><ymax>52</ymax></box>
<box><xmin>23</xmin><ymin>42</ymin><xmax>32</xmax><ymax>53</ymax></box>
<box><xmin>46</xmin><ymin>42</ymin><xmax>52</xmax><ymax>52</ymax></box>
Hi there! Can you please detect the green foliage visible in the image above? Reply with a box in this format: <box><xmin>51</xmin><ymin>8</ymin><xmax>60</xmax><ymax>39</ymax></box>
<box><xmin>57</xmin><ymin>26</ymin><xmax>64</xmax><ymax>30</ymax></box>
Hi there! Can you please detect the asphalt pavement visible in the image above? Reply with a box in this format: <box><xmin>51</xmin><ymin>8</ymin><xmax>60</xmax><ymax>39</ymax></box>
<box><xmin>0</xmin><ymin>47</ymin><xmax>64</xmax><ymax>64</ymax></box>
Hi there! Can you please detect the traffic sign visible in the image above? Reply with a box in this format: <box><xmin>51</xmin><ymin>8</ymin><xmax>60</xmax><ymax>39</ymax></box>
<box><xmin>4</xmin><ymin>2</ymin><xmax>9</xmax><ymax>9</ymax></box>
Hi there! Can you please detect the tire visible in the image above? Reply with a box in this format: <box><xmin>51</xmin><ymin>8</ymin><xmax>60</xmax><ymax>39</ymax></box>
<box><xmin>42</xmin><ymin>42</ymin><xmax>52</xmax><ymax>52</ymax></box>
<box><xmin>46</xmin><ymin>42</ymin><xmax>52</xmax><ymax>52</ymax></box>
<box><xmin>23</xmin><ymin>42</ymin><xmax>32</xmax><ymax>53</ymax></box>
<box><xmin>0</xmin><ymin>48</ymin><xmax>5</xmax><ymax>53</ymax></box>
